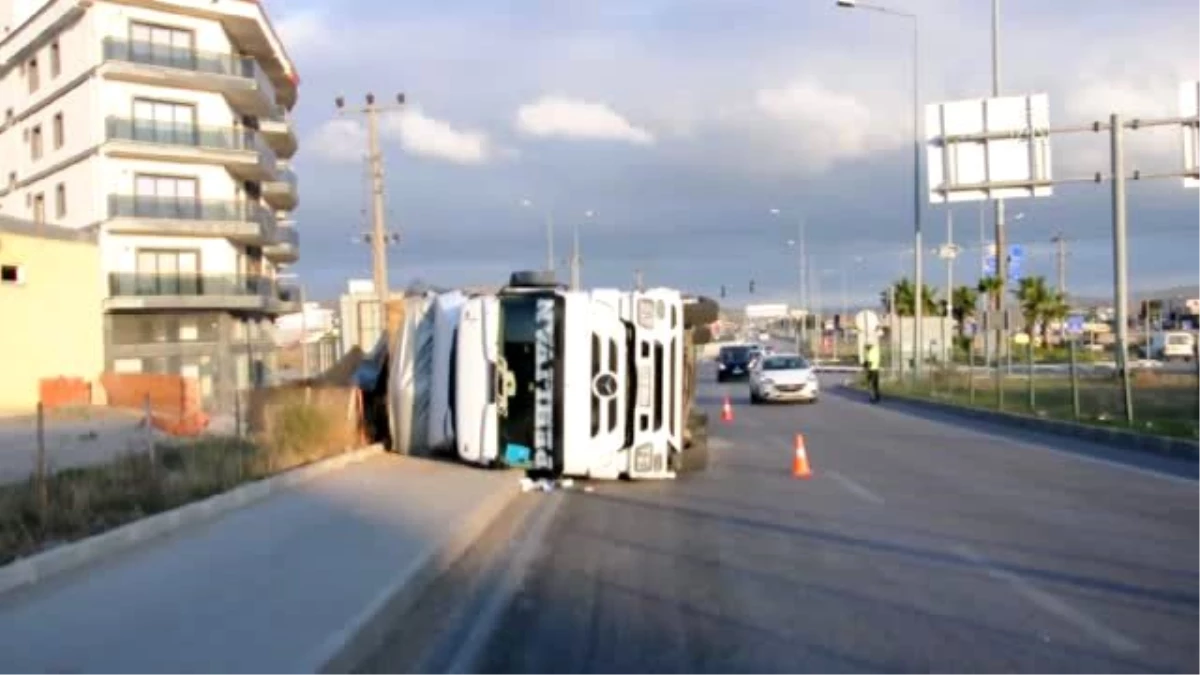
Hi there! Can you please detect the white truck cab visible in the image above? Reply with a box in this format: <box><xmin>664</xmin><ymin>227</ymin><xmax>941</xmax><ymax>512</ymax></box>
<box><xmin>454</xmin><ymin>273</ymin><xmax>686</xmax><ymax>480</ymax></box>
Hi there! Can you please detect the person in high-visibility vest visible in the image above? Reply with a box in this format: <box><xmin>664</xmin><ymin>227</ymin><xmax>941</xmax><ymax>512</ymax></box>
<box><xmin>864</xmin><ymin>342</ymin><xmax>881</xmax><ymax>403</ymax></box>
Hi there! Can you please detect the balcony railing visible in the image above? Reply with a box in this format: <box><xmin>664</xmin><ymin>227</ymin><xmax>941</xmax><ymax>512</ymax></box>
<box><xmin>108</xmin><ymin>195</ymin><xmax>276</xmax><ymax>230</ymax></box>
<box><xmin>102</xmin><ymin>37</ymin><xmax>276</xmax><ymax>105</ymax></box>
<box><xmin>109</xmin><ymin>273</ymin><xmax>274</xmax><ymax>298</ymax></box>
<box><xmin>105</xmin><ymin>117</ymin><xmax>259</xmax><ymax>152</ymax></box>
<box><xmin>273</xmin><ymin>167</ymin><xmax>298</xmax><ymax>188</ymax></box>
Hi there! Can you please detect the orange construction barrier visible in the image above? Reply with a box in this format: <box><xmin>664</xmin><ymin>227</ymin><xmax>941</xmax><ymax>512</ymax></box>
<box><xmin>721</xmin><ymin>396</ymin><xmax>734</xmax><ymax>423</ymax></box>
<box><xmin>792</xmin><ymin>433</ymin><xmax>812</xmax><ymax>479</ymax></box>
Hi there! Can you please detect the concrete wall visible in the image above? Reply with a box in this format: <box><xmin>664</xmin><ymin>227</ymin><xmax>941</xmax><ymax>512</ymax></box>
<box><xmin>0</xmin><ymin>218</ymin><xmax>102</xmax><ymax>413</ymax></box>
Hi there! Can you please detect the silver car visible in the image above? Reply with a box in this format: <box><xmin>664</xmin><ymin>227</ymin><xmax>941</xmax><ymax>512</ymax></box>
<box><xmin>749</xmin><ymin>353</ymin><xmax>819</xmax><ymax>404</ymax></box>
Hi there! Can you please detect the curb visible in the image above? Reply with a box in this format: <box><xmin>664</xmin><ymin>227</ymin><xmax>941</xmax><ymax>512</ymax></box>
<box><xmin>0</xmin><ymin>444</ymin><xmax>385</xmax><ymax>597</ymax></box>
<box><xmin>845</xmin><ymin>385</ymin><xmax>1199</xmax><ymax>461</ymax></box>
<box><xmin>310</xmin><ymin>471</ymin><xmax>520</xmax><ymax>674</ymax></box>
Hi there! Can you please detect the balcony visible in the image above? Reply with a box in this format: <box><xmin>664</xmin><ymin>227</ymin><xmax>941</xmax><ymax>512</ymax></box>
<box><xmin>264</xmin><ymin>225</ymin><xmax>299</xmax><ymax>264</ymax></box>
<box><xmin>259</xmin><ymin>105</ymin><xmax>298</xmax><ymax>159</ymax></box>
<box><xmin>100</xmin><ymin>38</ymin><xmax>279</xmax><ymax>117</ymax></box>
<box><xmin>106</xmin><ymin>195</ymin><xmax>277</xmax><ymax>245</ymax></box>
<box><xmin>262</xmin><ymin>166</ymin><xmax>298</xmax><ymax>210</ymax></box>
<box><xmin>106</xmin><ymin>273</ymin><xmax>283</xmax><ymax>314</ymax></box>
<box><xmin>104</xmin><ymin>118</ymin><xmax>275</xmax><ymax>181</ymax></box>
<box><xmin>273</xmin><ymin>283</ymin><xmax>303</xmax><ymax>313</ymax></box>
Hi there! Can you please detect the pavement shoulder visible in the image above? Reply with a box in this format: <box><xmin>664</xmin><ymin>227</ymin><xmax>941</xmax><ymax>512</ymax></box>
<box><xmin>0</xmin><ymin>453</ymin><xmax>520</xmax><ymax>674</ymax></box>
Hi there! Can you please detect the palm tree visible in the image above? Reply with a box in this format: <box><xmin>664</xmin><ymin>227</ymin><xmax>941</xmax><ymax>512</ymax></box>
<box><xmin>881</xmin><ymin>278</ymin><xmax>939</xmax><ymax>317</ymax></box>
<box><xmin>977</xmin><ymin>275</ymin><xmax>1003</xmax><ymax>311</ymax></box>
<box><xmin>1013</xmin><ymin>275</ymin><xmax>1070</xmax><ymax>346</ymax></box>
<box><xmin>1040</xmin><ymin>291</ymin><xmax>1070</xmax><ymax>346</ymax></box>
<box><xmin>951</xmin><ymin>285</ymin><xmax>979</xmax><ymax>341</ymax></box>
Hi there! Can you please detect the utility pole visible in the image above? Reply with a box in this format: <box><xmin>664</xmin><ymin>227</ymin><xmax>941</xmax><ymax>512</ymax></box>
<box><xmin>635</xmin><ymin>269</ymin><xmax>644</xmax><ymax>291</ymax></box>
<box><xmin>571</xmin><ymin>210</ymin><xmax>592</xmax><ymax>291</ymax></box>
<box><xmin>943</xmin><ymin>209</ymin><xmax>955</xmax><ymax>363</ymax></box>
<box><xmin>336</xmin><ymin>92</ymin><xmax>405</xmax><ymax>331</ymax></box>
<box><xmin>798</xmin><ymin>219</ymin><xmax>807</xmax><ymax>352</ymax></box>
<box><xmin>1051</xmin><ymin>232</ymin><xmax>1067</xmax><ymax>296</ymax></box>
<box><xmin>1110</xmin><ymin>113</ymin><xmax>1133</xmax><ymax>424</ymax></box>
<box><xmin>991</xmin><ymin>0</ymin><xmax>1009</xmax><ymax>367</ymax></box>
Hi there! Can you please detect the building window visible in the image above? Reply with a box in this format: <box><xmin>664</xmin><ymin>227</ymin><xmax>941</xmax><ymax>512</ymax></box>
<box><xmin>1</xmin><ymin>264</ymin><xmax>24</xmax><ymax>285</ymax></box>
<box><xmin>55</xmin><ymin>183</ymin><xmax>66</xmax><ymax>218</ymax></box>
<box><xmin>27</xmin><ymin>57</ymin><xmax>38</xmax><ymax>92</ymax></box>
<box><xmin>53</xmin><ymin>112</ymin><xmax>64</xmax><ymax>149</ymax></box>
<box><xmin>132</xmin><ymin>174</ymin><xmax>198</xmax><ymax>218</ymax></box>
<box><xmin>131</xmin><ymin>98</ymin><xmax>196</xmax><ymax>143</ymax></box>
<box><xmin>50</xmin><ymin>41</ymin><xmax>61</xmax><ymax>77</ymax></box>
<box><xmin>30</xmin><ymin>125</ymin><xmax>43</xmax><ymax>160</ymax></box>
<box><xmin>134</xmin><ymin>249</ymin><xmax>200</xmax><ymax>295</ymax></box>
<box><xmin>130</xmin><ymin>22</ymin><xmax>194</xmax><ymax>68</ymax></box>
<box><xmin>32</xmin><ymin>193</ymin><xmax>45</xmax><ymax>224</ymax></box>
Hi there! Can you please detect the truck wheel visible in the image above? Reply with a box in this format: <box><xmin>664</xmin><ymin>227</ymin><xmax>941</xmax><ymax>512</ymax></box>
<box><xmin>508</xmin><ymin>270</ymin><xmax>558</xmax><ymax>288</ymax></box>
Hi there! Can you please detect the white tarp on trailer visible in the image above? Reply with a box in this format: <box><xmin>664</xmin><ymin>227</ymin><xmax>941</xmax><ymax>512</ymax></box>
<box><xmin>389</xmin><ymin>295</ymin><xmax>436</xmax><ymax>455</ymax></box>
<box><xmin>428</xmin><ymin>291</ymin><xmax>466</xmax><ymax>452</ymax></box>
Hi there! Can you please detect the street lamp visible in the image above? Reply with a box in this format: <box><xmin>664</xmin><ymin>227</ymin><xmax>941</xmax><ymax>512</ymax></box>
<box><xmin>772</xmin><ymin>207</ymin><xmax>808</xmax><ymax>352</ymax></box>
<box><xmin>836</xmin><ymin>0</ymin><xmax>923</xmax><ymax>378</ymax></box>
<box><xmin>520</xmin><ymin>198</ymin><xmax>555</xmax><ymax>274</ymax></box>
<box><xmin>570</xmin><ymin>210</ymin><xmax>594</xmax><ymax>290</ymax></box>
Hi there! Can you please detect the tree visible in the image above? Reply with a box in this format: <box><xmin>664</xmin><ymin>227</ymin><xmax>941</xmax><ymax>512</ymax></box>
<box><xmin>977</xmin><ymin>275</ymin><xmax>1003</xmax><ymax>311</ymax></box>
<box><xmin>950</xmin><ymin>285</ymin><xmax>979</xmax><ymax>341</ymax></box>
<box><xmin>881</xmin><ymin>278</ymin><xmax>939</xmax><ymax>317</ymax></box>
<box><xmin>1013</xmin><ymin>275</ymin><xmax>1069</xmax><ymax>346</ymax></box>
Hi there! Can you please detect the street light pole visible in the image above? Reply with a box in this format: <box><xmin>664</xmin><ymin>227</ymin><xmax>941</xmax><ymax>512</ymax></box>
<box><xmin>521</xmin><ymin>199</ymin><xmax>557</xmax><ymax>275</ymax></box>
<box><xmin>836</xmin><ymin>0</ymin><xmax>922</xmax><ymax>378</ymax></box>
<box><xmin>336</xmin><ymin>92</ymin><xmax>405</xmax><ymax>332</ymax></box>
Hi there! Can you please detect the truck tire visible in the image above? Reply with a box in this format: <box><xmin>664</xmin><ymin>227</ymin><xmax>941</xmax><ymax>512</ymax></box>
<box><xmin>508</xmin><ymin>270</ymin><xmax>558</xmax><ymax>288</ymax></box>
<box><xmin>683</xmin><ymin>296</ymin><xmax>719</xmax><ymax>329</ymax></box>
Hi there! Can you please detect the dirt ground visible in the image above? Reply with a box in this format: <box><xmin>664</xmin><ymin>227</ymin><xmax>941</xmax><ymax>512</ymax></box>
<box><xmin>0</xmin><ymin>407</ymin><xmax>164</xmax><ymax>485</ymax></box>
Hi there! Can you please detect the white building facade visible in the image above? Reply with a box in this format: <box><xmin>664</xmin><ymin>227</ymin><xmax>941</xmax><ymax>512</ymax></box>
<box><xmin>0</xmin><ymin>0</ymin><xmax>299</xmax><ymax>411</ymax></box>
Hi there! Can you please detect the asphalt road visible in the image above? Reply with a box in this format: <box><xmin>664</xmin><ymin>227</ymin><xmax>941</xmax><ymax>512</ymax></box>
<box><xmin>363</xmin><ymin>369</ymin><xmax>1199</xmax><ymax>674</ymax></box>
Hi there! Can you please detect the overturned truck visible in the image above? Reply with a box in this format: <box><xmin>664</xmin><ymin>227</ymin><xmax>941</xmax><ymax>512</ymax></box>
<box><xmin>385</xmin><ymin>271</ymin><xmax>718</xmax><ymax>480</ymax></box>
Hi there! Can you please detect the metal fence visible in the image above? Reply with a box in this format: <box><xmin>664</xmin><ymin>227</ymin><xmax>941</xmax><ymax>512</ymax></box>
<box><xmin>879</xmin><ymin>341</ymin><xmax>1200</xmax><ymax>441</ymax></box>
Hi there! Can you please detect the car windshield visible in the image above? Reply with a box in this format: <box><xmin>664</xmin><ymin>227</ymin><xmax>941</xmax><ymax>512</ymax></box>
<box><xmin>720</xmin><ymin>346</ymin><xmax>752</xmax><ymax>360</ymax></box>
<box><xmin>762</xmin><ymin>356</ymin><xmax>809</xmax><ymax>371</ymax></box>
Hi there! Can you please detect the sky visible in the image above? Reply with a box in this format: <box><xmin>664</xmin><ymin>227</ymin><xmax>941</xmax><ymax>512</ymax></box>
<box><xmin>264</xmin><ymin>0</ymin><xmax>1199</xmax><ymax>309</ymax></box>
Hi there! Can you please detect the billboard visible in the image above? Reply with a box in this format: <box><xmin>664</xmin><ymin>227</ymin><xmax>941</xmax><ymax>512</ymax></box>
<box><xmin>926</xmin><ymin>94</ymin><xmax>1054</xmax><ymax>203</ymax></box>
<box><xmin>744</xmin><ymin>303</ymin><xmax>790</xmax><ymax>320</ymax></box>
<box><xmin>1182</xmin><ymin>81</ymin><xmax>1199</xmax><ymax>188</ymax></box>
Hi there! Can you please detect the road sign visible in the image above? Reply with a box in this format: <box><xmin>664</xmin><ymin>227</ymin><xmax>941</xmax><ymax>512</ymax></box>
<box><xmin>983</xmin><ymin>244</ymin><xmax>1024</xmax><ymax>279</ymax></box>
<box><xmin>926</xmin><ymin>94</ymin><xmax>1054</xmax><ymax>204</ymax></box>
<box><xmin>854</xmin><ymin>309</ymin><xmax>879</xmax><ymax>334</ymax></box>
<box><xmin>1182</xmin><ymin>81</ymin><xmax>1199</xmax><ymax>189</ymax></box>
<box><xmin>1066</xmin><ymin>314</ymin><xmax>1085</xmax><ymax>335</ymax></box>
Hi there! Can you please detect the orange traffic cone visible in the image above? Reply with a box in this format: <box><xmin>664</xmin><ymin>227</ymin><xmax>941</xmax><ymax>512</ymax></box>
<box><xmin>721</xmin><ymin>396</ymin><xmax>734</xmax><ymax>423</ymax></box>
<box><xmin>792</xmin><ymin>434</ymin><xmax>812</xmax><ymax>479</ymax></box>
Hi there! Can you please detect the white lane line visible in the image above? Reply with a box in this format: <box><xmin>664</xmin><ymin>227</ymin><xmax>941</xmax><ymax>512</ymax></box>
<box><xmin>445</xmin><ymin>492</ymin><xmax>565</xmax><ymax>675</ymax></box>
<box><xmin>838</xmin><ymin>390</ymin><xmax>1197</xmax><ymax>486</ymax></box>
<box><xmin>953</xmin><ymin>544</ymin><xmax>1143</xmax><ymax>655</ymax></box>
<box><xmin>827</xmin><ymin>470</ymin><xmax>885</xmax><ymax>505</ymax></box>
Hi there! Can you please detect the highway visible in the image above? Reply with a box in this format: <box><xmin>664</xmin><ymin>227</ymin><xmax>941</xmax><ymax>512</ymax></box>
<box><xmin>362</xmin><ymin>368</ymin><xmax>1199</xmax><ymax>673</ymax></box>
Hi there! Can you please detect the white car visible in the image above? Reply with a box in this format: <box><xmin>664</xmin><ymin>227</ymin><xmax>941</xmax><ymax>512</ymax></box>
<box><xmin>749</xmin><ymin>353</ymin><xmax>819</xmax><ymax>404</ymax></box>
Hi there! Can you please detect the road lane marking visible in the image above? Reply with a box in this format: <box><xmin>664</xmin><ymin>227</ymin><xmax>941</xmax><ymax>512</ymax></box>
<box><xmin>827</xmin><ymin>471</ymin><xmax>885</xmax><ymax>505</ymax></box>
<box><xmin>953</xmin><ymin>544</ymin><xmax>1143</xmax><ymax>655</ymax></box>
<box><xmin>444</xmin><ymin>492</ymin><xmax>565</xmax><ymax>674</ymax></box>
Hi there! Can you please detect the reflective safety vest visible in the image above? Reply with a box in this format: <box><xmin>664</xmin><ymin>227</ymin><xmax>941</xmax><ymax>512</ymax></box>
<box><xmin>865</xmin><ymin>344</ymin><xmax>881</xmax><ymax>371</ymax></box>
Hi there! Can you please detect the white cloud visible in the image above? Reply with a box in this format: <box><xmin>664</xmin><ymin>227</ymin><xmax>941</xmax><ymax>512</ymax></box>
<box><xmin>306</xmin><ymin>109</ymin><xmax>491</xmax><ymax>166</ymax></box>
<box><xmin>307</xmin><ymin>118</ymin><xmax>365</xmax><ymax>164</ymax></box>
<box><xmin>383</xmin><ymin>109</ymin><xmax>491</xmax><ymax>165</ymax></box>
<box><xmin>272</xmin><ymin>9</ymin><xmax>333</xmax><ymax>56</ymax></box>
<box><xmin>515</xmin><ymin>96</ymin><xmax>655</xmax><ymax>145</ymax></box>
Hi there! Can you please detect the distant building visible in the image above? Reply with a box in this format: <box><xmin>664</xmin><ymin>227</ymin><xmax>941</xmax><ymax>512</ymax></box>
<box><xmin>0</xmin><ymin>0</ymin><xmax>301</xmax><ymax>411</ymax></box>
<box><xmin>0</xmin><ymin>215</ymin><xmax>102</xmax><ymax>412</ymax></box>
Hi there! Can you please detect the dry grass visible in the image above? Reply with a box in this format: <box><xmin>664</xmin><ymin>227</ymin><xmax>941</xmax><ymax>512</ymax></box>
<box><xmin>0</xmin><ymin>399</ymin><xmax>362</xmax><ymax>567</ymax></box>
<box><xmin>883</xmin><ymin>369</ymin><xmax>1200</xmax><ymax>441</ymax></box>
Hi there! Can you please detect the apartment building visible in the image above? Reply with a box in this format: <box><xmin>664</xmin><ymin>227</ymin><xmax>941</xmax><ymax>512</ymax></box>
<box><xmin>0</xmin><ymin>0</ymin><xmax>300</xmax><ymax>412</ymax></box>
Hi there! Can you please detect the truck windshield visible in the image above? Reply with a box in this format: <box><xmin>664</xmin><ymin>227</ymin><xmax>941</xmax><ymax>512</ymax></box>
<box><xmin>499</xmin><ymin>293</ymin><xmax>562</xmax><ymax>472</ymax></box>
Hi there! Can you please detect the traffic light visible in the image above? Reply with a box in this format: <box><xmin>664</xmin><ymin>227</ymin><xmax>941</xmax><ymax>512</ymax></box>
<box><xmin>720</xmin><ymin>285</ymin><xmax>726</xmax><ymax>299</ymax></box>
<box><xmin>833</xmin><ymin>314</ymin><xmax>841</xmax><ymax>331</ymax></box>
<box><xmin>749</xmin><ymin>280</ymin><xmax>756</xmax><ymax>294</ymax></box>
